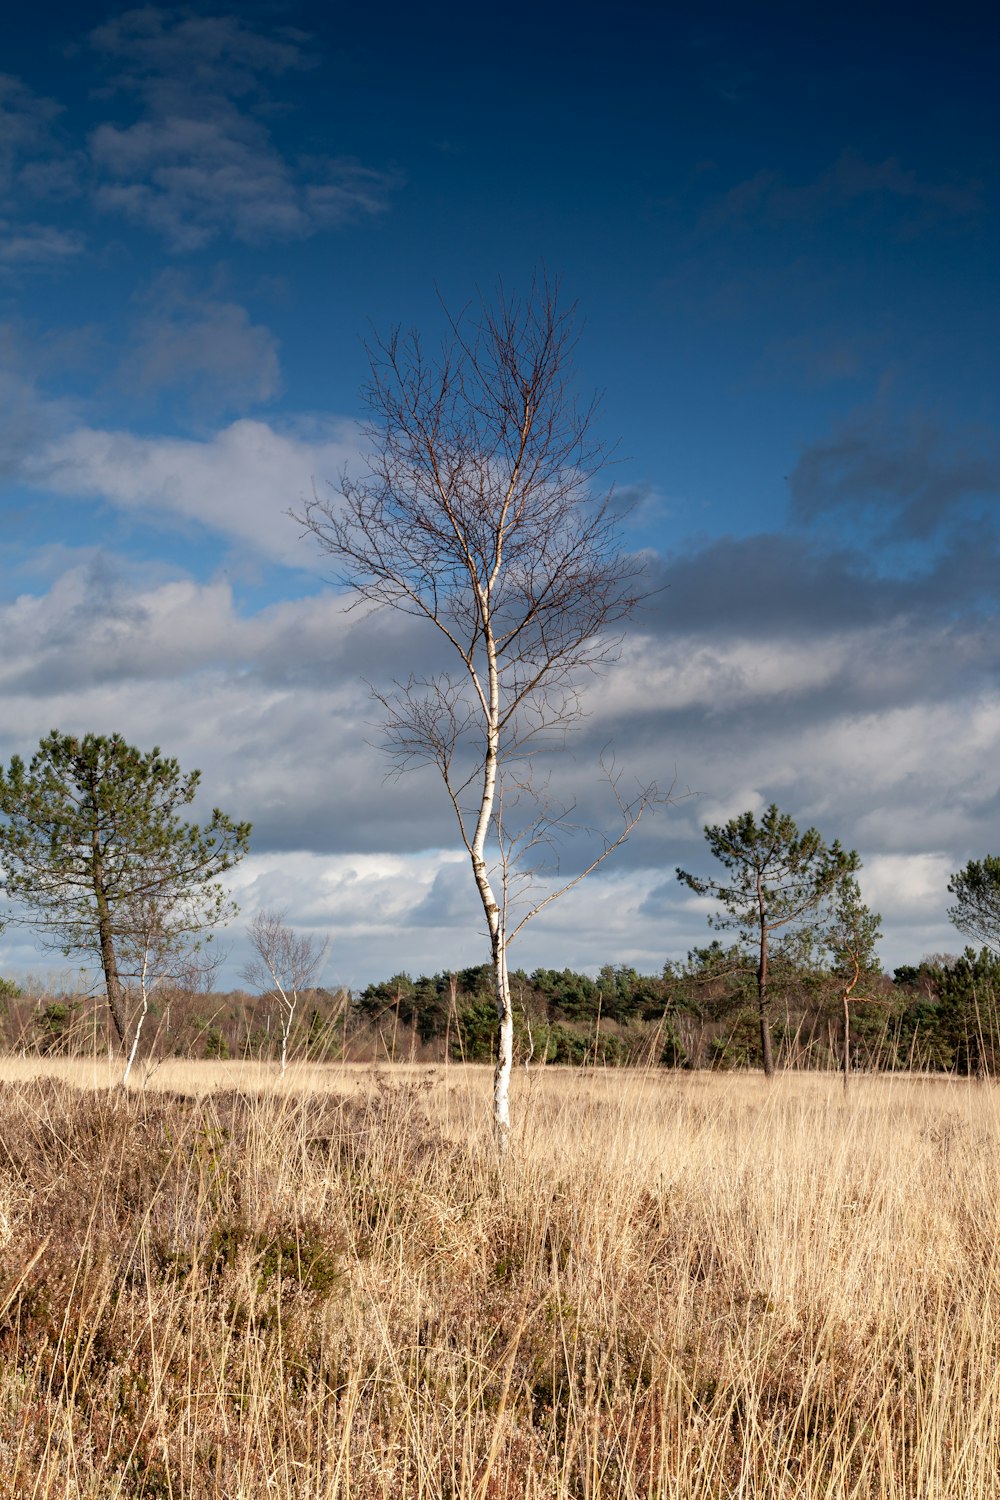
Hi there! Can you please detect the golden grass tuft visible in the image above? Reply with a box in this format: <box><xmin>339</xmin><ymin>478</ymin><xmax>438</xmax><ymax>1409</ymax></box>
<box><xmin>0</xmin><ymin>1062</ymin><xmax>998</xmax><ymax>1496</ymax></box>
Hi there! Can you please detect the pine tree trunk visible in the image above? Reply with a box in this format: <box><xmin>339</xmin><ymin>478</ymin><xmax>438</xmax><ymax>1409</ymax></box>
<box><xmin>92</xmin><ymin>836</ymin><xmax>127</xmax><ymax>1049</ymax></box>
<box><xmin>759</xmin><ymin>1002</ymin><xmax>775</xmax><ymax>1078</ymax></box>
<box><xmin>757</xmin><ymin>916</ymin><xmax>775</xmax><ymax>1078</ymax></box>
<box><xmin>98</xmin><ymin>922</ymin><xmax>128</xmax><ymax>1048</ymax></box>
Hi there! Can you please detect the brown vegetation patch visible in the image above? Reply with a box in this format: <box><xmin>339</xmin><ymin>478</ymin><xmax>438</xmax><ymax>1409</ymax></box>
<box><xmin>0</xmin><ymin>1068</ymin><xmax>998</xmax><ymax>1495</ymax></box>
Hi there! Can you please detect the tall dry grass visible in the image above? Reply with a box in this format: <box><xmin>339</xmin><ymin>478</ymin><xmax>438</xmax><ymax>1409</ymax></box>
<box><xmin>0</xmin><ymin>1062</ymin><xmax>998</xmax><ymax>1497</ymax></box>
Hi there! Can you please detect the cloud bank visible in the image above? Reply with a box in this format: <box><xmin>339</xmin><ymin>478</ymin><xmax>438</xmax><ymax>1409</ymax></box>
<box><xmin>1</xmin><ymin>475</ymin><xmax>996</xmax><ymax>984</ymax></box>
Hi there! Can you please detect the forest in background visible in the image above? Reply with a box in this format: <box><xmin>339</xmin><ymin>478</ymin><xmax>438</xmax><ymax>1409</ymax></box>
<box><xmin>3</xmin><ymin>943</ymin><xmax>1000</xmax><ymax>1075</ymax></box>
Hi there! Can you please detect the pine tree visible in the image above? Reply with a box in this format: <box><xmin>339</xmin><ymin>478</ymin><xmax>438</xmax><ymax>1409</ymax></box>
<box><xmin>677</xmin><ymin>804</ymin><xmax>859</xmax><ymax>1076</ymax></box>
<box><xmin>0</xmin><ymin>732</ymin><xmax>251</xmax><ymax>1049</ymax></box>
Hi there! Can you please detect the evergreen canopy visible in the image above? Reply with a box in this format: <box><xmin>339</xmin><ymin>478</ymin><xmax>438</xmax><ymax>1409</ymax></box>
<box><xmin>948</xmin><ymin>856</ymin><xmax>1000</xmax><ymax>954</ymax></box>
<box><xmin>0</xmin><ymin>732</ymin><xmax>251</xmax><ymax>1047</ymax></box>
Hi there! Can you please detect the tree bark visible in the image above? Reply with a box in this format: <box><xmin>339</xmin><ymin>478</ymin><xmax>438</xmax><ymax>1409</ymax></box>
<box><xmin>91</xmin><ymin>831</ymin><xmax>127</xmax><ymax>1048</ymax></box>
<box><xmin>758</xmin><ymin>996</ymin><xmax>775</xmax><ymax>1078</ymax></box>
<box><xmin>470</xmin><ymin>851</ymin><xmax>513</xmax><ymax>1150</ymax></box>
<box><xmin>757</xmin><ymin>880</ymin><xmax>775</xmax><ymax>1078</ymax></box>
<box><xmin>493</xmin><ymin>932</ymin><xmax>514</xmax><ymax>1144</ymax></box>
<box><xmin>121</xmin><ymin>988</ymin><xmax>147</xmax><ymax>1087</ymax></box>
<box><xmin>467</xmin><ymin>630</ymin><xmax>513</xmax><ymax>1151</ymax></box>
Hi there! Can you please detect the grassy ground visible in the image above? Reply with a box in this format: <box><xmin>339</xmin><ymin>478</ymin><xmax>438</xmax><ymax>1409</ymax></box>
<box><xmin>0</xmin><ymin>1061</ymin><xmax>998</xmax><ymax>1497</ymax></box>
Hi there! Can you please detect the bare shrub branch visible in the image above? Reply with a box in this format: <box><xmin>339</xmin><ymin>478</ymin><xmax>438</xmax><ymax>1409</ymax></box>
<box><xmin>243</xmin><ymin>909</ymin><xmax>329</xmax><ymax>1075</ymax></box>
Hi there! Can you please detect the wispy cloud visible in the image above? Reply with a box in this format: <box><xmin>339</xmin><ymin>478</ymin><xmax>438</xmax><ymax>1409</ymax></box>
<box><xmin>120</xmin><ymin>270</ymin><xmax>282</xmax><ymax>411</ymax></box>
<box><xmin>0</xmin><ymin>75</ymin><xmax>86</xmax><ymax>270</ymax></box>
<box><xmin>87</xmin><ymin>10</ymin><xmax>315</xmax><ymax>98</ymax></box>
<box><xmin>754</xmin><ymin>329</ymin><xmax>877</xmax><ymax>387</ymax></box>
<box><xmin>86</xmin><ymin>7</ymin><xmax>400</xmax><ymax>249</ymax></box>
<box><xmin>702</xmin><ymin>150</ymin><xmax>983</xmax><ymax>236</ymax></box>
<box><xmin>789</xmin><ymin>406</ymin><xmax>1000</xmax><ymax>539</ymax></box>
<box><xmin>0</xmin><ymin>221</ymin><xmax>85</xmax><ymax>266</ymax></box>
<box><xmin>0</xmin><ymin>73</ymin><xmax>65</xmax><ymax>196</ymax></box>
<box><xmin>0</xmin><ymin>10</ymin><xmax>401</xmax><ymax>267</ymax></box>
<box><xmin>0</xmin><ymin>367</ymin><xmax>76</xmax><ymax>475</ymax></box>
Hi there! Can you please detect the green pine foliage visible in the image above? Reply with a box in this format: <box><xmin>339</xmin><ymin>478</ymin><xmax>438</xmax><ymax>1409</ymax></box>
<box><xmin>677</xmin><ymin>804</ymin><xmax>863</xmax><ymax>1075</ymax></box>
<box><xmin>948</xmin><ymin>856</ymin><xmax>1000</xmax><ymax>953</ymax></box>
<box><xmin>0</xmin><ymin>732</ymin><xmax>251</xmax><ymax>1048</ymax></box>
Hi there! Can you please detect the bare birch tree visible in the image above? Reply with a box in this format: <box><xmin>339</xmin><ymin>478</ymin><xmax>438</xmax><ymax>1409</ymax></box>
<box><xmin>294</xmin><ymin>277</ymin><xmax>656</xmax><ymax>1148</ymax></box>
<box><xmin>118</xmin><ymin>889</ymin><xmax>169</xmax><ymax>1089</ymax></box>
<box><xmin>117</xmin><ymin>878</ymin><xmax>226</xmax><ymax>1087</ymax></box>
<box><xmin>242</xmin><ymin>909</ymin><xmax>329</xmax><ymax>1075</ymax></box>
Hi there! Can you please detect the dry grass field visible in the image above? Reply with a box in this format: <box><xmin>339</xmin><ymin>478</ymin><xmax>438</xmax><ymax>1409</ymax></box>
<box><xmin>0</xmin><ymin>1060</ymin><xmax>998</xmax><ymax>1497</ymax></box>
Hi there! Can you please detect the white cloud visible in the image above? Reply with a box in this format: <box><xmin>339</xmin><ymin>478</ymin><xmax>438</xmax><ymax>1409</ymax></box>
<box><xmin>862</xmin><ymin>853</ymin><xmax>955</xmax><ymax>924</ymax></box>
<box><xmin>697</xmin><ymin>789</ymin><xmax>767</xmax><ymax>826</ymax></box>
<box><xmin>223</xmin><ymin>852</ymin><xmax>676</xmax><ymax>989</ymax></box>
<box><xmin>232</xmin><ymin>849</ymin><xmax>472</xmax><ymax>934</ymax></box>
<box><xmin>30</xmin><ymin>415</ymin><xmax>361</xmax><ymax>561</ymax></box>
<box><xmin>0</xmin><ymin>568</ymin><xmax>243</xmax><ymax>691</ymax></box>
<box><xmin>606</xmin><ymin>633</ymin><xmax>839</xmax><ymax>714</ymax></box>
<box><xmin>609</xmin><ymin>620</ymin><xmax>995</xmax><ymax>722</ymax></box>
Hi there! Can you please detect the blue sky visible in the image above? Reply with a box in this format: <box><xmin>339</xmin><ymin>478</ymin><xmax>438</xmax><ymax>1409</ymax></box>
<box><xmin>0</xmin><ymin>1</ymin><xmax>997</xmax><ymax>988</ymax></box>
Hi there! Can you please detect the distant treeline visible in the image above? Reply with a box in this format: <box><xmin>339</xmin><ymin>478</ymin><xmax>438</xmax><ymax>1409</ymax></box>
<box><xmin>3</xmin><ymin>945</ymin><xmax>1000</xmax><ymax>1074</ymax></box>
<box><xmin>352</xmin><ymin>948</ymin><xmax>1000</xmax><ymax>1074</ymax></box>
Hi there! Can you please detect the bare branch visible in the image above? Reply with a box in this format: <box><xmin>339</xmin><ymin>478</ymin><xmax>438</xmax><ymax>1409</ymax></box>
<box><xmin>243</xmin><ymin>909</ymin><xmax>329</xmax><ymax>1075</ymax></box>
<box><xmin>506</xmin><ymin>766</ymin><xmax>670</xmax><ymax>942</ymax></box>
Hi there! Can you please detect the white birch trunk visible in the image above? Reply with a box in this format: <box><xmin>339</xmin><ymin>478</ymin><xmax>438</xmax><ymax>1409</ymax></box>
<box><xmin>472</xmin><ymin>825</ymin><xmax>513</xmax><ymax>1151</ymax></box>
<box><xmin>468</xmin><ymin>621</ymin><xmax>513</xmax><ymax>1152</ymax></box>
<box><xmin>492</xmin><ymin>930</ymin><xmax>514</xmax><ymax>1146</ymax></box>
<box><xmin>279</xmin><ymin>989</ymin><xmax>296</xmax><ymax>1076</ymax></box>
<box><xmin>121</xmin><ymin>998</ymin><xmax>146</xmax><ymax>1088</ymax></box>
<box><xmin>121</xmin><ymin>951</ymin><xmax>150</xmax><ymax>1089</ymax></box>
